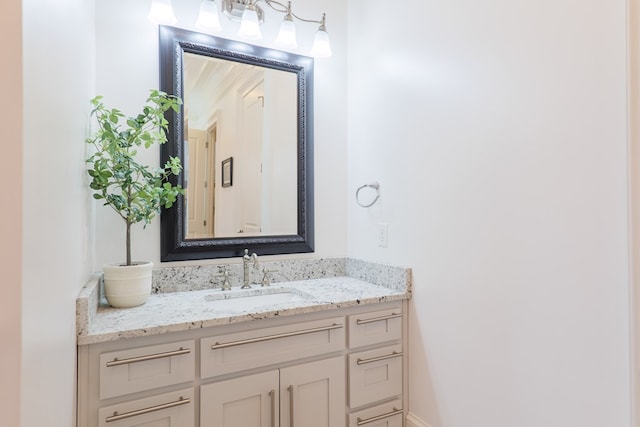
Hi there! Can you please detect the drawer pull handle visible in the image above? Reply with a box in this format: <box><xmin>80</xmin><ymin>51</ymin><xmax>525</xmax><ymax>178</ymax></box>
<box><xmin>269</xmin><ymin>390</ymin><xmax>276</xmax><ymax>427</ymax></box>
<box><xmin>211</xmin><ymin>323</ymin><xmax>344</xmax><ymax>350</ymax></box>
<box><xmin>105</xmin><ymin>396</ymin><xmax>191</xmax><ymax>423</ymax></box>
<box><xmin>356</xmin><ymin>407</ymin><xmax>403</xmax><ymax>426</ymax></box>
<box><xmin>356</xmin><ymin>312</ymin><xmax>402</xmax><ymax>325</ymax></box>
<box><xmin>106</xmin><ymin>347</ymin><xmax>191</xmax><ymax>367</ymax></box>
<box><xmin>288</xmin><ymin>385</ymin><xmax>295</xmax><ymax>427</ymax></box>
<box><xmin>357</xmin><ymin>351</ymin><xmax>403</xmax><ymax>365</ymax></box>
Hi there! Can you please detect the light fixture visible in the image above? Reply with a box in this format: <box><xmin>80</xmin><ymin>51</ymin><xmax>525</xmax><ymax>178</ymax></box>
<box><xmin>196</xmin><ymin>0</ymin><xmax>222</xmax><ymax>32</ymax></box>
<box><xmin>310</xmin><ymin>14</ymin><xmax>332</xmax><ymax>58</ymax></box>
<box><xmin>150</xmin><ymin>0</ymin><xmax>331</xmax><ymax>57</ymax></box>
<box><xmin>275</xmin><ymin>2</ymin><xmax>297</xmax><ymax>49</ymax></box>
<box><xmin>238</xmin><ymin>3</ymin><xmax>262</xmax><ymax>40</ymax></box>
<box><xmin>148</xmin><ymin>0</ymin><xmax>177</xmax><ymax>25</ymax></box>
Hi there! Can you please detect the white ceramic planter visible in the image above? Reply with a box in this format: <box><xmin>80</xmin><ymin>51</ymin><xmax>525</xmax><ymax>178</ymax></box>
<box><xmin>103</xmin><ymin>261</ymin><xmax>153</xmax><ymax>308</ymax></box>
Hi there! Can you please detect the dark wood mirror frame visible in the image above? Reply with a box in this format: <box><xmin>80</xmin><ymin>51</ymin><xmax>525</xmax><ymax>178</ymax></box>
<box><xmin>159</xmin><ymin>26</ymin><xmax>314</xmax><ymax>261</ymax></box>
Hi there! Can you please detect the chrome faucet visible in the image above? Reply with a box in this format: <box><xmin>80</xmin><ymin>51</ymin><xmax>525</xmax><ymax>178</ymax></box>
<box><xmin>241</xmin><ymin>249</ymin><xmax>259</xmax><ymax>289</ymax></box>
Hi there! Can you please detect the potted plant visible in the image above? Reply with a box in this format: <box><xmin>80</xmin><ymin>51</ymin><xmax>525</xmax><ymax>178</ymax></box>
<box><xmin>86</xmin><ymin>89</ymin><xmax>183</xmax><ymax>308</ymax></box>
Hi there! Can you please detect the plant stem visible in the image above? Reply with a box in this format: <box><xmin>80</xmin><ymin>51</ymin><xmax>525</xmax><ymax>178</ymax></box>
<box><xmin>126</xmin><ymin>219</ymin><xmax>132</xmax><ymax>266</ymax></box>
<box><xmin>126</xmin><ymin>160</ymin><xmax>133</xmax><ymax>266</ymax></box>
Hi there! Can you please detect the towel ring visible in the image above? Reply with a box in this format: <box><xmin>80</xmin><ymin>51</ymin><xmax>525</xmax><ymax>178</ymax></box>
<box><xmin>355</xmin><ymin>182</ymin><xmax>380</xmax><ymax>208</ymax></box>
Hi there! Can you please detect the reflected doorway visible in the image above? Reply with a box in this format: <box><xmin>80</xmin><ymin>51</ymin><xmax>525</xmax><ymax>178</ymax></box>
<box><xmin>186</xmin><ymin>123</ymin><xmax>217</xmax><ymax>239</ymax></box>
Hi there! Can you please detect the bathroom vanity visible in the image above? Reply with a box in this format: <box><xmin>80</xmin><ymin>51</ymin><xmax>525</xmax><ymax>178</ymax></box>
<box><xmin>76</xmin><ymin>259</ymin><xmax>411</xmax><ymax>427</ymax></box>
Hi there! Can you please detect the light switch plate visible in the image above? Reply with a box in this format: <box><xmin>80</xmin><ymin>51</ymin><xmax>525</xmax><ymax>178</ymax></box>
<box><xmin>377</xmin><ymin>223</ymin><xmax>388</xmax><ymax>247</ymax></box>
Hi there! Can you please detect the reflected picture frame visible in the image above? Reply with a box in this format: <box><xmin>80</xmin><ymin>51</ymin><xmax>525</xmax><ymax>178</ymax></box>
<box><xmin>221</xmin><ymin>157</ymin><xmax>233</xmax><ymax>188</ymax></box>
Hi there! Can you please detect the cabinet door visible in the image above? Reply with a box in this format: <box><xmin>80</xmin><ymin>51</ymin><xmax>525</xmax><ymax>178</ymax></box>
<box><xmin>280</xmin><ymin>357</ymin><xmax>346</xmax><ymax>427</ymax></box>
<box><xmin>201</xmin><ymin>370</ymin><xmax>279</xmax><ymax>427</ymax></box>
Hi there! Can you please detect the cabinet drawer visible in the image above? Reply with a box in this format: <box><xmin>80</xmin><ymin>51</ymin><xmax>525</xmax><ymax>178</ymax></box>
<box><xmin>97</xmin><ymin>388</ymin><xmax>194</xmax><ymax>427</ymax></box>
<box><xmin>201</xmin><ymin>316</ymin><xmax>345</xmax><ymax>378</ymax></box>
<box><xmin>349</xmin><ymin>399</ymin><xmax>403</xmax><ymax>427</ymax></box>
<box><xmin>99</xmin><ymin>340</ymin><xmax>195</xmax><ymax>399</ymax></box>
<box><xmin>348</xmin><ymin>344</ymin><xmax>402</xmax><ymax>409</ymax></box>
<box><xmin>348</xmin><ymin>307</ymin><xmax>402</xmax><ymax>349</ymax></box>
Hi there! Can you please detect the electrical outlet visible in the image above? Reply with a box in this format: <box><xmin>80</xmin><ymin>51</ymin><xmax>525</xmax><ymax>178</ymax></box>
<box><xmin>377</xmin><ymin>223</ymin><xmax>388</xmax><ymax>247</ymax></box>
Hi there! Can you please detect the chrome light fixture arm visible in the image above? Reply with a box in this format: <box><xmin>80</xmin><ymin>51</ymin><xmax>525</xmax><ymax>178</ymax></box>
<box><xmin>259</xmin><ymin>0</ymin><xmax>324</xmax><ymax>25</ymax></box>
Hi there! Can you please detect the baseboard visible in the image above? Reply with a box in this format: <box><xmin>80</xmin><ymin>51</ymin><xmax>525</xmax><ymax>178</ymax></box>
<box><xmin>406</xmin><ymin>412</ymin><xmax>431</xmax><ymax>427</ymax></box>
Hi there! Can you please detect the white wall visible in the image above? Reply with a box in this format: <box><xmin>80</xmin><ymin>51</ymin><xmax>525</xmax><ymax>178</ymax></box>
<box><xmin>214</xmin><ymin>87</ymin><xmax>242</xmax><ymax>235</ymax></box>
<box><xmin>630</xmin><ymin>1</ymin><xmax>640</xmax><ymax>423</ymax></box>
<box><xmin>0</xmin><ymin>0</ymin><xmax>23</xmax><ymax>425</ymax></box>
<box><xmin>347</xmin><ymin>1</ymin><xmax>631</xmax><ymax>426</ymax></box>
<box><xmin>94</xmin><ymin>0</ymin><xmax>348</xmax><ymax>268</ymax></box>
<box><xmin>21</xmin><ymin>1</ymin><xmax>95</xmax><ymax>427</ymax></box>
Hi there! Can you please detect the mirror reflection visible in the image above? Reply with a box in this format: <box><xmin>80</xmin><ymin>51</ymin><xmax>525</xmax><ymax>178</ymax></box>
<box><xmin>183</xmin><ymin>52</ymin><xmax>298</xmax><ymax>239</ymax></box>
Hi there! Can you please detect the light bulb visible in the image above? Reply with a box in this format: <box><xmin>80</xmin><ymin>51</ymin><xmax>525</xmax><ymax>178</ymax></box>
<box><xmin>196</xmin><ymin>0</ymin><xmax>222</xmax><ymax>32</ymax></box>
<box><xmin>148</xmin><ymin>0</ymin><xmax>177</xmax><ymax>25</ymax></box>
<box><xmin>276</xmin><ymin>16</ymin><xmax>297</xmax><ymax>49</ymax></box>
<box><xmin>310</xmin><ymin>27</ymin><xmax>332</xmax><ymax>58</ymax></box>
<box><xmin>238</xmin><ymin>5</ymin><xmax>262</xmax><ymax>40</ymax></box>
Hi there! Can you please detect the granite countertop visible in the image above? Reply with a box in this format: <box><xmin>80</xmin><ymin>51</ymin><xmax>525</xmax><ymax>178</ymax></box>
<box><xmin>76</xmin><ymin>258</ymin><xmax>412</xmax><ymax>345</ymax></box>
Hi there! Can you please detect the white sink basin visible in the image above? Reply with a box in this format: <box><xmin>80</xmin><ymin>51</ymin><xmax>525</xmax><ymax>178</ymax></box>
<box><xmin>204</xmin><ymin>289</ymin><xmax>311</xmax><ymax>313</ymax></box>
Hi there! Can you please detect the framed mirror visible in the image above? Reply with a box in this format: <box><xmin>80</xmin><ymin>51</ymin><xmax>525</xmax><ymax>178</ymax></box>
<box><xmin>159</xmin><ymin>26</ymin><xmax>314</xmax><ymax>261</ymax></box>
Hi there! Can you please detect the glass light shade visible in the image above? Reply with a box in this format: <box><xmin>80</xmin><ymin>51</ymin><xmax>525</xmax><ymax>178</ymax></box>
<box><xmin>148</xmin><ymin>0</ymin><xmax>177</xmax><ymax>25</ymax></box>
<box><xmin>276</xmin><ymin>18</ymin><xmax>297</xmax><ymax>49</ymax></box>
<box><xmin>196</xmin><ymin>0</ymin><xmax>222</xmax><ymax>32</ymax></box>
<box><xmin>238</xmin><ymin>7</ymin><xmax>262</xmax><ymax>40</ymax></box>
<box><xmin>310</xmin><ymin>28</ymin><xmax>332</xmax><ymax>58</ymax></box>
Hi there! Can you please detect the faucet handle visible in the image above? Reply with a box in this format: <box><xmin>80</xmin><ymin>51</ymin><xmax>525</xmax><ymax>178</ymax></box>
<box><xmin>260</xmin><ymin>268</ymin><xmax>279</xmax><ymax>287</ymax></box>
<box><xmin>212</xmin><ymin>267</ymin><xmax>232</xmax><ymax>291</ymax></box>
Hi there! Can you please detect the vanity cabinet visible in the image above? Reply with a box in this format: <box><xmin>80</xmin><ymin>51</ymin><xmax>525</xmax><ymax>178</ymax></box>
<box><xmin>346</xmin><ymin>307</ymin><xmax>405</xmax><ymax>427</ymax></box>
<box><xmin>201</xmin><ymin>357</ymin><xmax>345</xmax><ymax>427</ymax></box>
<box><xmin>200</xmin><ymin>316</ymin><xmax>346</xmax><ymax>427</ymax></box>
<box><xmin>77</xmin><ymin>301</ymin><xmax>406</xmax><ymax>427</ymax></box>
